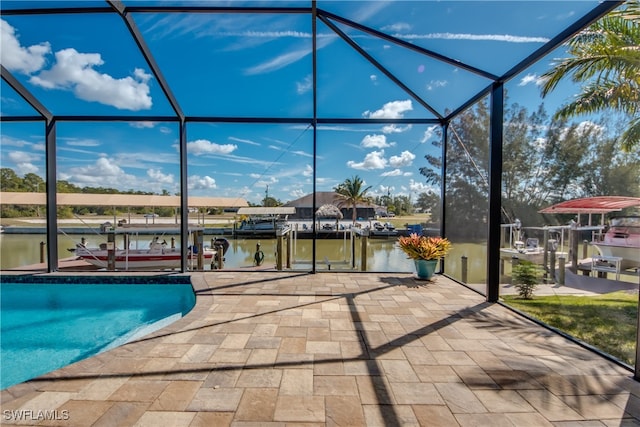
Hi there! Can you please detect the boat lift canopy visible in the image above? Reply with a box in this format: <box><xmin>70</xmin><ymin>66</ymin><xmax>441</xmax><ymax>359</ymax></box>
<box><xmin>539</xmin><ymin>196</ymin><xmax>640</xmax><ymax>226</ymax></box>
<box><xmin>237</xmin><ymin>207</ymin><xmax>296</xmax><ymax>216</ymax></box>
<box><xmin>539</xmin><ymin>196</ymin><xmax>640</xmax><ymax>214</ymax></box>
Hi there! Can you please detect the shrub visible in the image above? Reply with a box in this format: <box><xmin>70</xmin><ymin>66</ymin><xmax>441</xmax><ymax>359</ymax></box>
<box><xmin>512</xmin><ymin>260</ymin><xmax>542</xmax><ymax>299</ymax></box>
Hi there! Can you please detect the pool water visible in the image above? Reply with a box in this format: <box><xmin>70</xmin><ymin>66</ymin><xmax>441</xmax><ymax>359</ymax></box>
<box><xmin>1</xmin><ymin>281</ymin><xmax>195</xmax><ymax>389</ymax></box>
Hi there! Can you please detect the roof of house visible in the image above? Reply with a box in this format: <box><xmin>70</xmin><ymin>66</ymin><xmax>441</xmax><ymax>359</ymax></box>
<box><xmin>0</xmin><ymin>192</ymin><xmax>248</xmax><ymax>208</ymax></box>
<box><xmin>236</xmin><ymin>207</ymin><xmax>296</xmax><ymax>215</ymax></box>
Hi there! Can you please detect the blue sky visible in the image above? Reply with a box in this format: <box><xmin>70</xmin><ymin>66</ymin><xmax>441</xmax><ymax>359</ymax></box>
<box><xmin>0</xmin><ymin>1</ymin><xmax>616</xmax><ymax>206</ymax></box>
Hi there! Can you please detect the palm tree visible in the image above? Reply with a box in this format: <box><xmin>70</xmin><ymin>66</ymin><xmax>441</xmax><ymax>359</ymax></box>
<box><xmin>333</xmin><ymin>175</ymin><xmax>372</xmax><ymax>224</ymax></box>
<box><xmin>539</xmin><ymin>0</ymin><xmax>640</xmax><ymax>151</ymax></box>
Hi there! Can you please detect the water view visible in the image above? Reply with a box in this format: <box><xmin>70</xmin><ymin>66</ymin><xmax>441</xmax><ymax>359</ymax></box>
<box><xmin>0</xmin><ymin>233</ymin><xmax>490</xmax><ymax>283</ymax></box>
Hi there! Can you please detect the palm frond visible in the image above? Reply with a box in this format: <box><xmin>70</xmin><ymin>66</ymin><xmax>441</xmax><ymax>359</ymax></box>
<box><xmin>540</xmin><ymin>1</ymin><xmax>640</xmax><ymax>151</ymax></box>
<box><xmin>621</xmin><ymin>116</ymin><xmax>640</xmax><ymax>152</ymax></box>
<box><xmin>554</xmin><ymin>79</ymin><xmax>639</xmax><ymax>118</ymax></box>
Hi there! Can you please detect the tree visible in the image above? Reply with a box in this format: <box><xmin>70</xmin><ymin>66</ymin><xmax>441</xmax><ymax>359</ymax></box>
<box><xmin>56</xmin><ymin>180</ymin><xmax>82</xmax><ymax>193</ymax></box>
<box><xmin>440</xmin><ymin>100</ymin><xmax>491</xmax><ymax>240</ymax></box>
<box><xmin>1</xmin><ymin>168</ymin><xmax>22</xmax><ymax>191</ymax></box>
<box><xmin>415</xmin><ymin>192</ymin><xmax>441</xmax><ymax>223</ymax></box>
<box><xmin>333</xmin><ymin>175</ymin><xmax>372</xmax><ymax>224</ymax></box>
<box><xmin>540</xmin><ymin>0</ymin><xmax>640</xmax><ymax>151</ymax></box>
<box><xmin>262</xmin><ymin>196</ymin><xmax>281</xmax><ymax>207</ymax></box>
<box><xmin>23</xmin><ymin>173</ymin><xmax>45</xmax><ymax>193</ymax></box>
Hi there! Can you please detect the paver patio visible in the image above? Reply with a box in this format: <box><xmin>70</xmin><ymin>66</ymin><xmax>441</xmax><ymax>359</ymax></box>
<box><xmin>2</xmin><ymin>272</ymin><xmax>640</xmax><ymax>426</ymax></box>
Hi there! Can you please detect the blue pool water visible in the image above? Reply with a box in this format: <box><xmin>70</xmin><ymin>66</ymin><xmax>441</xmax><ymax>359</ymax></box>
<box><xmin>1</xmin><ymin>279</ymin><xmax>195</xmax><ymax>389</ymax></box>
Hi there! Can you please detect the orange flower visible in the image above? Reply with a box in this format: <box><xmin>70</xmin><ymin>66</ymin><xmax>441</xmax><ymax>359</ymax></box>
<box><xmin>397</xmin><ymin>234</ymin><xmax>452</xmax><ymax>260</ymax></box>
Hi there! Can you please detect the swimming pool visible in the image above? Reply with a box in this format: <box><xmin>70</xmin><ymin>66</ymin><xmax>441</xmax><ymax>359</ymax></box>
<box><xmin>1</xmin><ymin>276</ymin><xmax>195</xmax><ymax>389</ymax></box>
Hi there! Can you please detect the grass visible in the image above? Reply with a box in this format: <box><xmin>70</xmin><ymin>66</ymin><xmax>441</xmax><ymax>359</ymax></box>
<box><xmin>502</xmin><ymin>291</ymin><xmax>638</xmax><ymax>365</ymax></box>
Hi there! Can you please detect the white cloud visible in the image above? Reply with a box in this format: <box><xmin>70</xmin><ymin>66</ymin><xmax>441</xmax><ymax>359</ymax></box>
<box><xmin>382</xmin><ymin>22</ymin><xmax>412</xmax><ymax>32</ymax></box>
<box><xmin>130</xmin><ymin>121</ymin><xmax>157</xmax><ymax>129</ymax></box>
<box><xmin>382</xmin><ymin>124</ymin><xmax>412</xmax><ymax>134</ymax></box>
<box><xmin>575</xmin><ymin>120</ymin><xmax>605</xmax><ymax>137</ymax></box>
<box><xmin>347</xmin><ymin>150</ymin><xmax>387</xmax><ymax>170</ymax></box>
<box><xmin>255</xmin><ymin>176</ymin><xmax>278</xmax><ymax>189</ymax></box>
<box><xmin>409</xmin><ymin>179</ymin><xmax>432</xmax><ymax>193</ymax></box>
<box><xmin>427</xmin><ymin>80</ymin><xmax>447</xmax><ymax>91</ymax></box>
<box><xmin>291</xmin><ymin>150</ymin><xmax>313</xmax><ymax>158</ymax></box>
<box><xmin>555</xmin><ymin>120</ymin><xmax>604</xmax><ymax>141</ymax></box>
<box><xmin>60</xmin><ymin>156</ymin><xmax>135</xmax><ymax>187</ymax></box>
<box><xmin>289</xmin><ymin>188</ymin><xmax>306</xmax><ymax>199</ymax></box>
<box><xmin>361</xmin><ymin>134</ymin><xmax>391</xmax><ymax>149</ymax></box>
<box><xmin>159</xmin><ymin>126</ymin><xmax>172</xmax><ymax>134</ymax></box>
<box><xmin>57</xmin><ymin>157</ymin><xmax>181</xmax><ymax>193</ymax></box>
<box><xmin>302</xmin><ymin>164</ymin><xmax>313</xmax><ymax>177</ymax></box>
<box><xmin>370</xmin><ymin>74</ymin><xmax>378</xmax><ymax>85</ymax></box>
<box><xmin>363</xmin><ymin>99</ymin><xmax>412</xmax><ymax>119</ymax></box>
<box><xmin>352</xmin><ymin>1</ymin><xmax>390</xmax><ymax>23</ymax></box>
<box><xmin>381</xmin><ymin>169</ymin><xmax>403</xmax><ymax>177</ymax></box>
<box><xmin>64</xmin><ymin>138</ymin><xmax>100</xmax><ymax>147</ymax></box>
<box><xmin>421</xmin><ymin>125</ymin><xmax>440</xmax><ymax>143</ymax></box>
<box><xmin>389</xmin><ymin>150</ymin><xmax>416</xmax><ymax>168</ymax></box>
<box><xmin>188</xmin><ymin>175</ymin><xmax>216</xmax><ymax>190</ymax></box>
<box><xmin>0</xmin><ymin>135</ymin><xmax>35</xmax><ymax>148</ymax></box>
<box><xmin>147</xmin><ymin>168</ymin><xmax>174</xmax><ymax>184</ymax></box>
<box><xmin>398</xmin><ymin>32</ymin><xmax>549</xmax><ymax>43</ymax></box>
<box><xmin>245</xmin><ymin>46</ymin><xmax>310</xmax><ymax>75</ymax></box>
<box><xmin>29</xmin><ymin>48</ymin><xmax>153</xmax><ymax>111</ymax></box>
<box><xmin>8</xmin><ymin>150</ymin><xmax>40</xmax><ymax>163</ymax></box>
<box><xmin>2</xmin><ymin>148</ymin><xmax>44</xmax><ymax>176</ymax></box>
<box><xmin>229</xmin><ymin>136</ymin><xmax>260</xmax><ymax>146</ymax></box>
<box><xmin>296</xmin><ymin>74</ymin><xmax>312</xmax><ymax>94</ymax></box>
<box><xmin>16</xmin><ymin>162</ymin><xmax>39</xmax><ymax>176</ymax></box>
<box><xmin>216</xmin><ymin>30</ymin><xmax>312</xmax><ymax>39</ymax></box>
<box><xmin>187</xmin><ymin>139</ymin><xmax>237</xmax><ymax>155</ymax></box>
<box><xmin>519</xmin><ymin>73</ymin><xmax>542</xmax><ymax>86</ymax></box>
<box><xmin>0</xmin><ymin>19</ymin><xmax>51</xmax><ymax>74</ymax></box>
<box><xmin>242</xmin><ymin>33</ymin><xmax>334</xmax><ymax>75</ymax></box>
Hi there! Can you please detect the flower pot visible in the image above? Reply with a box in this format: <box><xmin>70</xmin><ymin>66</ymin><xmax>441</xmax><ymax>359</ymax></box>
<box><xmin>414</xmin><ymin>259</ymin><xmax>438</xmax><ymax>280</ymax></box>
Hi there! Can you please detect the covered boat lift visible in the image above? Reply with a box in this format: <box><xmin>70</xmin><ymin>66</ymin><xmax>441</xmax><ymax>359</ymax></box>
<box><xmin>539</xmin><ymin>196</ymin><xmax>640</xmax><ymax>277</ymax></box>
<box><xmin>539</xmin><ymin>196</ymin><xmax>640</xmax><ymax>226</ymax></box>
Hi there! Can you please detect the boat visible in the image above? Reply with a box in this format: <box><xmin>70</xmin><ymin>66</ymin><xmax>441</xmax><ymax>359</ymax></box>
<box><xmin>592</xmin><ymin>216</ymin><xmax>640</xmax><ymax>270</ymax></box>
<box><xmin>74</xmin><ymin>237</ymin><xmax>215</xmax><ymax>270</ymax></box>
<box><xmin>235</xmin><ymin>215</ymin><xmax>289</xmax><ymax>236</ymax></box>
<box><xmin>369</xmin><ymin>222</ymin><xmax>398</xmax><ymax>238</ymax></box>
<box><xmin>539</xmin><ymin>196</ymin><xmax>640</xmax><ymax>272</ymax></box>
<box><xmin>500</xmin><ymin>238</ymin><xmax>548</xmax><ymax>264</ymax></box>
<box><xmin>499</xmin><ymin>220</ymin><xmax>567</xmax><ymax>265</ymax></box>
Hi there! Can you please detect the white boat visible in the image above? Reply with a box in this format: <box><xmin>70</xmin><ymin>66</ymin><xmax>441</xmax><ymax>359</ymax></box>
<box><xmin>236</xmin><ymin>216</ymin><xmax>288</xmax><ymax>235</ymax></box>
<box><xmin>500</xmin><ymin>238</ymin><xmax>546</xmax><ymax>264</ymax></box>
<box><xmin>75</xmin><ymin>237</ymin><xmax>215</xmax><ymax>270</ymax></box>
<box><xmin>592</xmin><ymin>216</ymin><xmax>640</xmax><ymax>270</ymax></box>
<box><xmin>500</xmin><ymin>220</ymin><xmax>567</xmax><ymax>265</ymax></box>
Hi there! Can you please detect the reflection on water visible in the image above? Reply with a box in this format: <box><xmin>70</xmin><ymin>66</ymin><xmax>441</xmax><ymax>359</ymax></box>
<box><xmin>0</xmin><ymin>233</ymin><xmax>489</xmax><ymax>283</ymax></box>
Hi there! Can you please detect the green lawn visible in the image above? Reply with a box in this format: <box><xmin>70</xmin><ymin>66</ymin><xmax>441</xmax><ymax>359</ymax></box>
<box><xmin>502</xmin><ymin>291</ymin><xmax>638</xmax><ymax>365</ymax></box>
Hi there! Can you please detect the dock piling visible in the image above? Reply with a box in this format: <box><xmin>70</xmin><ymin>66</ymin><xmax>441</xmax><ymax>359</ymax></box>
<box><xmin>461</xmin><ymin>255</ymin><xmax>468</xmax><ymax>283</ymax></box>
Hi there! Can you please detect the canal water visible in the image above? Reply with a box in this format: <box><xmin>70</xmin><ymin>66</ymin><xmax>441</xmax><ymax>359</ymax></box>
<box><xmin>0</xmin><ymin>233</ymin><xmax>489</xmax><ymax>283</ymax></box>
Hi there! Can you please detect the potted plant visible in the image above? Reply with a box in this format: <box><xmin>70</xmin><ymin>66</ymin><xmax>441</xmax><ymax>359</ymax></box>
<box><xmin>397</xmin><ymin>233</ymin><xmax>452</xmax><ymax>280</ymax></box>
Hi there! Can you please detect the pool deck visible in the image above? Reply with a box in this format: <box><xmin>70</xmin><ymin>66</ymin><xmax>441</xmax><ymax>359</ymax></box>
<box><xmin>2</xmin><ymin>272</ymin><xmax>640</xmax><ymax>426</ymax></box>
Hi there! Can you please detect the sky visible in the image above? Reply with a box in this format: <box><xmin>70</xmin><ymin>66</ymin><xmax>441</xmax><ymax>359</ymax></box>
<box><xmin>0</xmin><ymin>1</ymin><xmax>618</xmax><ymax>206</ymax></box>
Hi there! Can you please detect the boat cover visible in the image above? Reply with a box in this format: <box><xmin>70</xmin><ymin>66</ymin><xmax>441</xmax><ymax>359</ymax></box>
<box><xmin>539</xmin><ymin>196</ymin><xmax>640</xmax><ymax>214</ymax></box>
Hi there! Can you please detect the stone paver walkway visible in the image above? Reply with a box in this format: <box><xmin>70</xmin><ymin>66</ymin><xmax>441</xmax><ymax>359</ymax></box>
<box><xmin>2</xmin><ymin>272</ymin><xmax>640</xmax><ymax>426</ymax></box>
